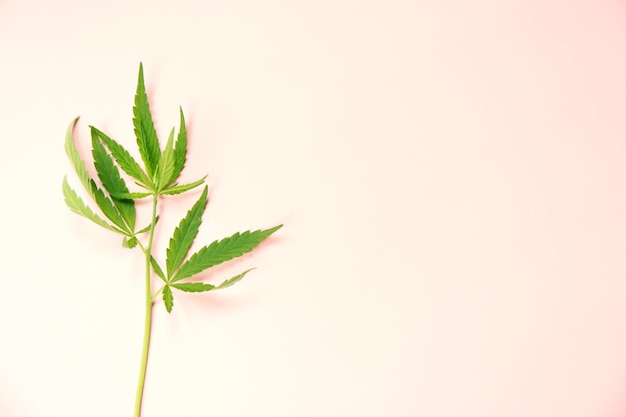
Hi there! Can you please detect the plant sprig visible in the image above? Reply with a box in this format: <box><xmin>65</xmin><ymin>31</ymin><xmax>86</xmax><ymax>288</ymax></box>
<box><xmin>63</xmin><ymin>63</ymin><xmax>282</xmax><ymax>416</ymax></box>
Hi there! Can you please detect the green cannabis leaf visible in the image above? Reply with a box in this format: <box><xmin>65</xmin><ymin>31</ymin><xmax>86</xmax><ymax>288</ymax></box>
<box><xmin>64</xmin><ymin>119</ymin><xmax>132</xmax><ymax>236</ymax></box>
<box><xmin>172</xmin><ymin>226</ymin><xmax>283</xmax><ymax>282</ymax></box>
<box><xmin>62</xmin><ymin>177</ymin><xmax>124</xmax><ymax>234</ymax></box>
<box><xmin>133</xmin><ymin>63</ymin><xmax>161</xmax><ymax>177</ymax></box>
<box><xmin>162</xmin><ymin>285</ymin><xmax>174</xmax><ymax>313</ymax></box>
<box><xmin>62</xmin><ymin>63</ymin><xmax>283</xmax><ymax>417</ymax></box>
<box><xmin>172</xmin><ymin>108</ymin><xmax>187</xmax><ymax>182</ymax></box>
<box><xmin>90</xmin><ymin>126</ymin><xmax>151</xmax><ymax>188</ymax></box>
<box><xmin>91</xmin><ymin>131</ymin><xmax>136</xmax><ymax>230</ymax></box>
<box><xmin>165</xmin><ymin>186</ymin><xmax>208</xmax><ymax>278</ymax></box>
<box><xmin>160</xmin><ymin>176</ymin><xmax>207</xmax><ymax>195</ymax></box>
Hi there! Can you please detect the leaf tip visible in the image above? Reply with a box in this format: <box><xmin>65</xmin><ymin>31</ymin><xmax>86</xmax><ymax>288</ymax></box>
<box><xmin>269</xmin><ymin>224</ymin><xmax>284</xmax><ymax>233</ymax></box>
<box><xmin>137</xmin><ymin>63</ymin><xmax>146</xmax><ymax>87</ymax></box>
<box><xmin>66</xmin><ymin>117</ymin><xmax>80</xmax><ymax>139</ymax></box>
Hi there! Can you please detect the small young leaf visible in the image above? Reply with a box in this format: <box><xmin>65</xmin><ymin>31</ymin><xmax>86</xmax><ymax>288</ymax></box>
<box><xmin>171</xmin><ymin>107</ymin><xmax>187</xmax><ymax>183</ymax></box>
<box><xmin>133</xmin><ymin>63</ymin><xmax>161</xmax><ymax>178</ymax></box>
<box><xmin>123</xmin><ymin>236</ymin><xmax>138</xmax><ymax>248</ymax></box>
<box><xmin>62</xmin><ymin>177</ymin><xmax>124</xmax><ymax>234</ymax></box>
<box><xmin>216</xmin><ymin>268</ymin><xmax>255</xmax><ymax>290</ymax></box>
<box><xmin>92</xmin><ymin>131</ymin><xmax>136</xmax><ymax>230</ymax></box>
<box><xmin>91</xmin><ymin>126</ymin><xmax>151</xmax><ymax>187</ymax></box>
<box><xmin>163</xmin><ymin>285</ymin><xmax>173</xmax><ymax>313</ymax></box>
<box><xmin>161</xmin><ymin>176</ymin><xmax>207</xmax><ymax>196</ymax></box>
<box><xmin>172</xmin><ymin>225</ymin><xmax>283</xmax><ymax>282</ymax></box>
<box><xmin>156</xmin><ymin>128</ymin><xmax>176</xmax><ymax>191</ymax></box>
<box><xmin>165</xmin><ymin>186</ymin><xmax>208</xmax><ymax>278</ymax></box>
<box><xmin>151</xmin><ymin>257</ymin><xmax>166</xmax><ymax>282</ymax></box>
<box><xmin>170</xmin><ymin>282</ymin><xmax>215</xmax><ymax>292</ymax></box>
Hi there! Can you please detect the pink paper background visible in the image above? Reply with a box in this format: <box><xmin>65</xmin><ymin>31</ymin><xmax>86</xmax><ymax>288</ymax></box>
<box><xmin>2</xmin><ymin>1</ymin><xmax>626</xmax><ymax>416</ymax></box>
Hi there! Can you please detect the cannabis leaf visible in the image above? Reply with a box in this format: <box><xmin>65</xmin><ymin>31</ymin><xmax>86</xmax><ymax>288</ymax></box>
<box><xmin>215</xmin><ymin>269</ymin><xmax>255</xmax><ymax>289</ymax></box>
<box><xmin>165</xmin><ymin>186</ymin><xmax>208</xmax><ymax>278</ymax></box>
<box><xmin>62</xmin><ymin>177</ymin><xmax>123</xmax><ymax>234</ymax></box>
<box><xmin>115</xmin><ymin>191</ymin><xmax>153</xmax><ymax>199</ymax></box>
<box><xmin>170</xmin><ymin>282</ymin><xmax>215</xmax><ymax>292</ymax></box>
<box><xmin>162</xmin><ymin>285</ymin><xmax>174</xmax><ymax>313</ymax></box>
<box><xmin>155</xmin><ymin>128</ymin><xmax>176</xmax><ymax>191</ymax></box>
<box><xmin>92</xmin><ymin>131</ymin><xmax>136</xmax><ymax>230</ymax></box>
<box><xmin>92</xmin><ymin>184</ymin><xmax>131</xmax><ymax>233</ymax></box>
<box><xmin>172</xmin><ymin>225</ymin><xmax>283</xmax><ymax>282</ymax></box>
<box><xmin>90</xmin><ymin>126</ymin><xmax>151</xmax><ymax>188</ymax></box>
<box><xmin>63</xmin><ymin>63</ymin><xmax>283</xmax><ymax>417</ymax></box>
<box><xmin>151</xmin><ymin>256</ymin><xmax>166</xmax><ymax>282</ymax></box>
<box><xmin>171</xmin><ymin>108</ymin><xmax>187</xmax><ymax>183</ymax></box>
<box><xmin>137</xmin><ymin>217</ymin><xmax>158</xmax><ymax>234</ymax></box>
<box><xmin>123</xmin><ymin>236</ymin><xmax>139</xmax><ymax>249</ymax></box>
<box><xmin>161</xmin><ymin>176</ymin><xmax>207</xmax><ymax>195</ymax></box>
<box><xmin>64</xmin><ymin>119</ymin><xmax>131</xmax><ymax>236</ymax></box>
<box><xmin>64</xmin><ymin>117</ymin><xmax>92</xmax><ymax>192</ymax></box>
<box><xmin>133</xmin><ymin>63</ymin><xmax>161</xmax><ymax>178</ymax></box>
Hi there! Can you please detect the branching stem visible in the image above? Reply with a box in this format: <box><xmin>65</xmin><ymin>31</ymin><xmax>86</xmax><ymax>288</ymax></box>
<box><xmin>134</xmin><ymin>195</ymin><xmax>158</xmax><ymax>417</ymax></box>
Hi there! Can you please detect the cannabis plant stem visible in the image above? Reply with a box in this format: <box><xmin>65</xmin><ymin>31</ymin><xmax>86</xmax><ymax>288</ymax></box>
<box><xmin>134</xmin><ymin>195</ymin><xmax>158</xmax><ymax>417</ymax></box>
<box><xmin>63</xmin><ymin>64</ymin><xmax>283</xmax><ymax>417</ymax></box>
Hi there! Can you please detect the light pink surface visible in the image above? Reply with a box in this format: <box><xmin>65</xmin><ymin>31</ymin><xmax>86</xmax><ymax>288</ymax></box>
<box><xmin>2</xmin><ymin>1</ymin><xmax>626</xmax><ymax>416</ymax></box>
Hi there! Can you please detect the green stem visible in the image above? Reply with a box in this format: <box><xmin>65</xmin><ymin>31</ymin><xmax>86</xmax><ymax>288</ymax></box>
<box><xmin>134</xmin><ymin>195</ymin><xmax>158</xmax><ymax>417</ymax></box>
